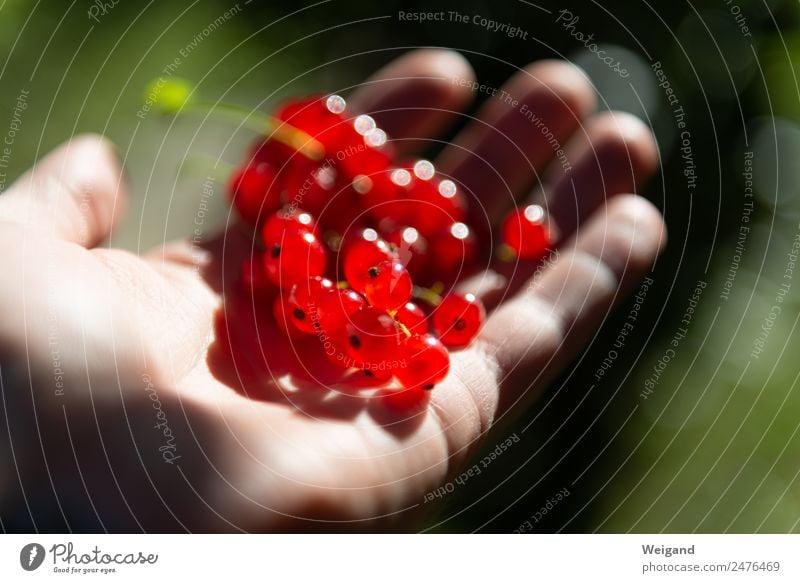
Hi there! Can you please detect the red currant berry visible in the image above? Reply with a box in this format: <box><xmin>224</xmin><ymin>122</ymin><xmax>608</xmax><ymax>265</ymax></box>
<box><xmin>341</xmin><ymin>227</ymin><xmax>394</xmax><ymax>257</ymax></box>
<box><xmin>344</xmin><ymin>307</ymin><xmax>402</xmax><ymax>369</ymax></box>
<box><xmin>363</xmin><ymin>260</ymin><xmax>413</xmax><ymax>312</ymax></box>
<box><xmin>430</xmin><ymin>178</ymin><xmax>466</xmax><ymax>222</ymax></box>
<box><xmin>359</xmin><ymin>167</ymin><xmax>412</xmax><ymax>225</ymax></box>
<box><xmin>385</xmin><ymin>226</ymin><xmax>429</xmax><ymax>280</ymax></box>
<box><xmin>228</xmin><ymin>163</ymin><xmax>282</xmax><ymax>227</ymax></box>
<box><xmin>339</xmin><ymin>143</ymin><xmax>392</xmax><ymax>180</ymax></box>
<box><xmin>316</xmin><ymin>288</ymin><xmax>367</xmax><ymax>332</ymax></box>
<box><xmin>281</xmin><ymin>162</ymin><xmax>337</xmax><ymax>217</ymax></box>
<box><xmin>402</xmin><ymin>161</ymin><xmax>466</xmax><ymax>237</ymax></box>
<box><xmin>275</xmin><ymin>94</ymin><xmax>358</xmax><ymax>154</ymax></box>
<box><xmin>287</xmin><ymin>276</ymin><xmax>335</xmax><ymax>333</ymax></box>
<box><xmin>395</xmin><ymin>301</ymin><xmax>428</xmax><ymax>335</ymax></box>
<box><xmin>263</xmin><ymin>229</ymin><xmax>327</xmax><ymax>289</ymax></box>
<box><xmin>274</xmin><ymin>96</ymin><xmax>321</xmax><ymax>126</ymax></box>
<box><xmin>337</xmin><ymin>115</ymin><xmax>392</xmax><ymax>180</ymax></box>
<box><xmin>321</xmin><ymin>330</ymin><xmax>352</xmax><ymax>370</ymax></box>
<box><xmin>239</xmin><ymin>253</ymin><xmax>275</xmax><ymax>299</ymax></box>
<box><xmin>427</xmin><ymin>222</ymin><xmax>477</xmax><ymax>283</ymax></box>
<box><xmin>501</xmin><ymin>204</ymin><xmax>550</xmax><ymax>261</ymax></box>
<box><xmin>432</xmin><ymin>293</ymin><xmax>485</xmax><ymax>348</ymax></box>
<box><xmin>394</xmin><ymin>334</ymin><xmax>450</xmax><ymax>390</ymax></box>
<box><xmin>315</xmin><ymin>175</ymin><xmax>363</xmax><ymax>236</ymax></box>
<box><xmin>352</xmin><ymin>365</ymin><xmax>394</xmax><ymax>387</ymax></box>
<box><xmin>262</xmin><ymin>208</ymin><xmax>318</xmax><ymax>244</ymax></box>
<box><xmin>249</xmin><ymin>138</ymin><xmax>293</xmax><ymax>169</ymax></box>
<box><xmin>382</xmin><ymin>385</ymin><xmax>431</xmax><ymax>410</ymax></box>
<box><xmin>273</xmin><ymin>295</ymin><xmax>302</xmax><ymax>338</ymax></box>
<box><xmin>342</xmin><ymin>229</ymin><xmax>396</xmax><ymax>291</ymax></box>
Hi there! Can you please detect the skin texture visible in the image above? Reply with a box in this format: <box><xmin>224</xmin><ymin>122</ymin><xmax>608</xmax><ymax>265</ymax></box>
<box><xmin>0</xmin><ymin>49</ymin><xmax>665</xmax><ymax>532</ymax></box>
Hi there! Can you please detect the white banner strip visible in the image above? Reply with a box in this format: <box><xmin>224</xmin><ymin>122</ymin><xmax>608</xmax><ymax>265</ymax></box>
<box><xmin>1</xmin><ymin>534</ymin><xmax>798</xmax><ymax>582</ymax></box>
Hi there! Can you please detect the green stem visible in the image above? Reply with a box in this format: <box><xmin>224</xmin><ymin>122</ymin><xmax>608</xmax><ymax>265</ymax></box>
<box><xmin>412</xmin><ymin>285</ymin><xmax>443</xmax><ymax>307</ymax></box>
<box><xmin>397</xmin><ymin>320</ymin><xmax>412</xmax><ymax>338</ymax></box>
<box><xmin>182</xmin><ymin>100</ymin><xmax>325</xmax><ymax>161</ymax></box>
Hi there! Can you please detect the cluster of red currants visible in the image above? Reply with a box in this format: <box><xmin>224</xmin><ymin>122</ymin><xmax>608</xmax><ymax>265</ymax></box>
<box><xmin>228</xmin><ymin>94</ymin><xmax>550</xmax><ymax>392</ymax></box>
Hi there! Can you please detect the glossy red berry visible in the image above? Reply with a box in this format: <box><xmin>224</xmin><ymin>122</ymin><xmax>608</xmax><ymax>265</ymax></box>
<box><xmin>316</xmin><ymin>287</ymin><xmax>367</xmax><ymax>333</ymax></box>
<box><xmin>274</xmin><ymin>96</ymin><xmax>324</xmax><ymax>127</ymax></box>
<box><xmin>315</xmin><ymin>175</ymin><xmax>363</xmax><ymax>235</ymax></box>
<box><xmin>263</xmin><ymin>229</ymin><xmax>327</xmax><ymax>289</ymax></box>
<box><xmin>287</xmin><ymin>276</ymin><xmax>335</xmax><ymax>333</ymax></box>
<box><xmin>352</xmin><ymin>365</ymin><xmax>394</xmax><ymax>387</ymax></box>
<box><xmin>432</xmin><ymin>293</ymin><xmax>485</xmax><ymax>348</ymax></box>
<box><xmin>249</xmin><ymin>138</ymin><xmax>293</xmax><ymax>169</ymax></box>
<box><xmin>262</xmin><ymin>208</ymin><xmax>318</xmax><ymax>243</ymax></box>
<box><xmin>275</xmin><ymin>94</ymin><xmax>355</xmax><ymax>152</ymax></box>
<box><xmin>394</xmin><ymin>334</ymin><xmax>450</xmax><ymax>390</ymax></box>
<box><xmin>395</xmin><ymin>301</ymin><xmax>428</xmax><ymax>335</ymax></box>
<box><xmin>342</xmin><ymin>229</ymin><xmax>396</xmax><ymax>292</ymax></box>
<box><xmin>402</xmin><ymin>161</ymin><xmax>466</xmax><ymax>237</ymax></box>
<box><xmin>228</xmin><ymin>163</ymin><xmax>282</xmax><ymax>226</ymax></box>
<box><xmin>385</xmin><ymin>226</ymin><xmax>428</xmax><ymax>280</ymax></box>
<box><xmin>427</xmin><ymin>222</ymin><xmax>477</xmax><ymax>283</ymax></box>
<box><xmin>275</xmin><ymin>95</ymin><xmax>338</xmax><ymax>133</ymax></box>
<box><xmin>321</xmin><ymin>330</ymin><xmax>352</xmax><ymax>370</ymax></box>
<box><xmin>337</xmin><ymin>113</ymin><xmax>393</xmax><ymax>180</ymax></box>
<box><xmin>363</xmin><ymin>260</ymin><xmax>413</xmax><ymax>312</ymax></box>
<box><xmin>429</xmin><ymin>177</ymin><xmax>466</xmax><ymax>222</ymax></box>
<box><xmin>359</xmin><ymin>167</ymin><xmax>412</xmax><ymax>225</ymax></box>
<box><xmin>273</xmin><ymin>295</ymin><xmax>302</xmax><ymax>338</ymax></box>
<box><xmin>501</xmin><ymin>204</ymin><xmax>550</xmax><ymax>261</ymax></box>
<box><xmin>344</xmin><ymin>306</ymin><xmax>401</xmax><ymax>370</ymax></box>
<box><xmin>281</xmin><ymin>162</ymin><xmax>337</xmax><ymax>217</ymax></box>
<box><xmin>239</xmin><ymin>253</ymin><xmax>274</xmax><ymax>299</ymax></box>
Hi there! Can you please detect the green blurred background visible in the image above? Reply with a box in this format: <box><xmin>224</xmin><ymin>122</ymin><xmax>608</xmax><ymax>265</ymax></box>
<box><xmin>1</xmin><ymin>0</ymin><xmax>799</xmax><ymax>532</ymax></box>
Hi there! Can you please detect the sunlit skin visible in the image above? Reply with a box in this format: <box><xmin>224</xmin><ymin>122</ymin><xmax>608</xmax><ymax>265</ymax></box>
<box><xmin>0</xmin><ymin>50</ymin><xmax>663</xmax><ymax>532</ymax></box>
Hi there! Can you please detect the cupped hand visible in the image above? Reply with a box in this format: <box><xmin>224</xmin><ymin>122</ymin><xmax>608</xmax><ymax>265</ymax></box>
<box><xmin>0</xmin><ymin>49</ymin><xmax>664</xmax><ymax>532</ymax></box>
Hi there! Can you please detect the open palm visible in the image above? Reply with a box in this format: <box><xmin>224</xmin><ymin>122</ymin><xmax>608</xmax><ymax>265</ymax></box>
<box><xmin>0</xmin><ymin>50</ymin><xmax>664</xmax><ymax>532</ymax></box>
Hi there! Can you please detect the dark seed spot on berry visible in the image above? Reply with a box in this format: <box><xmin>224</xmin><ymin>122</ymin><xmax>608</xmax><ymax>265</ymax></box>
<box><xmin>349</xmin><ymin>335</ymin><xmax>361</xmax><ymax>349</ymax></box>
<box><xmin>363</xmin><ymin>369</ymin><xmax>374</xmax><ymax>377</ymax></box>
<box><xmin>454</xmin><ymin>318</ymin><xmax>467</xmax><ymax>331</ymax></box>
<box><xmin>313</xmin><ymin>320</ymin><xmax>321</xmax><ymax>330</ymax></box>
<box><xmin>293</xmin><ymin>308</ymin><xmax>305</xmax><ymax>321</ymax></box>
<box><xmin>271</xmin><ymin>245</ymin><xmax>281</xmax><ymax>258</ymax></box>
<box><xmin>368</xmin><ymin>266</ymin><xmax>380</xmax><ymax>279</ymax></box>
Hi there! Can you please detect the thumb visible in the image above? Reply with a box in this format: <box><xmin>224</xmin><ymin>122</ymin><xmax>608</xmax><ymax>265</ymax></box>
<box><xmin>0</xmin><ymin>133</ymin><xmax>128</xmax><ymax>247</ymax></box>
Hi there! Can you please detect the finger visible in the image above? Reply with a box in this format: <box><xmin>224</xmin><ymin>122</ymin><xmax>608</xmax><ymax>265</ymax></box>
<box><xmin>480</xmin><ymin>195</ymin><xmax>666</xmax><ymax>413</ymax></box>
<box><xmin>436</xmin><ymin>60</ymin><xmax>596</xmax><ymax>225</ymax></box>
<box><xmin>535</xmin><ymin>110</ymin><xmax>659</xmax><ymax>240</ymax></box>
<box><xmin>349</xmin><ymin>49</ymin><xmax>476</xmax><ymax>155</ymax></box>
<box><xmin>0</xmin><ymin>134</ymin><xmax>127</xmax><ymax>247</ymax></box>
<box><xmin>467</xmin><ymin>111</ymin><xmax>659</xmax><ymax>302</ymax></box>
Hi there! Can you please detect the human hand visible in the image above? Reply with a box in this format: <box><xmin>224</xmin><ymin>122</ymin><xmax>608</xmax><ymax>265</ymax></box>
<box><xmin>0</xmin><ymin>49</ymin><xmax>664</xmax><ymax>532</ymax></box>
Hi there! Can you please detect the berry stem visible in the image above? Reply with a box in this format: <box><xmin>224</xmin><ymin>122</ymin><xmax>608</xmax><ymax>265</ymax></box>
<box><xmin>144</xmin><ymin>77</ymin><xmax>324</xmax><ymax>161</ymax></box>
<box><xmin>397</xmin><ymin>320</ymin><xmax>412</xmax><ymax>338</ymax></box>
<box><xmin>412</xmin><ymin>285</ymin><xmax>443</xmax><ymax>307</ymax></box>
<box><xmin>186</xmin><ymin>100</ymin><xmax>325</xmax><ymax>161</ymax></box>
<box><xmin>495</xmin><ymin>243</ymin><xmax>517</xmax><ymax>263</ymax></box>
